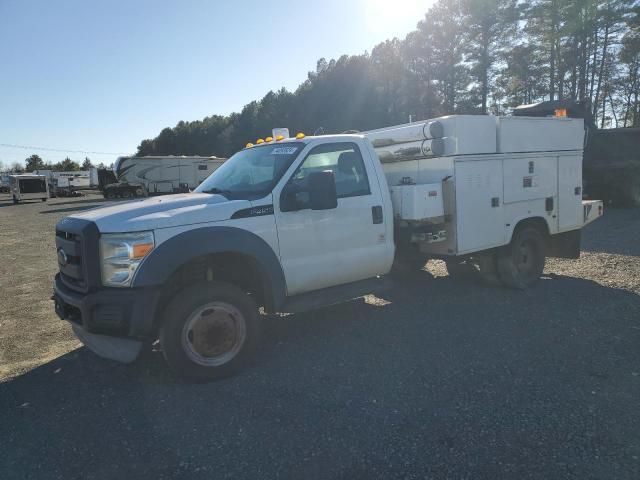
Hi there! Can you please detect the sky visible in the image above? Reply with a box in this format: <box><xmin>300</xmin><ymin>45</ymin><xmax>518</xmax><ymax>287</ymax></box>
<box><xmin>0</xmin><ymin>0</ymin><xmax>433</xmax><ymax>167</ymax></box>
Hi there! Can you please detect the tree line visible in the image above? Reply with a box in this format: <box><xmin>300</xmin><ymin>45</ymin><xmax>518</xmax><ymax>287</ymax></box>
<box><xmin>0</xmin><ymin>155</ymin><xmax>98</xmax><ymax>173</ymax></box>
<box><xmin>137</xmin><ymin>0</ymin><xmax>640</xmax><ymax>158</ymax></box>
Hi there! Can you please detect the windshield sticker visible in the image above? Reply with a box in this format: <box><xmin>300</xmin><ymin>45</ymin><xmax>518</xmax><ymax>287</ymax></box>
<box><xmin>270</xmin><ymin>147</ymin><xmax>298</xmax><ymax>155</ymax></box>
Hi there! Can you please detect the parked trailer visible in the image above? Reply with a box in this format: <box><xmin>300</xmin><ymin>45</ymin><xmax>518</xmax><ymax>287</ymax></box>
<box><xmin>53</xmin><ymin>119</ymin><xmax>602</xmax><ymax>379</ymax></box>
<box><xmin>103</xmin><ymin>155</ymin><xmax>226</xmax><ymax>199</ymax></box>
<box><xmin>34</xmin><ymin>169</ymin><xmax>98</xmax><ymax>197</ymax></box>
<box><xmin>9</xmin><ymin>174</ymin><xmax>49</xmax><ymax>203</ymax></box>
<box><xmin>0</xmin><ymin>174</ymin><xmax>10</xmax><ymax>193</ymax></box>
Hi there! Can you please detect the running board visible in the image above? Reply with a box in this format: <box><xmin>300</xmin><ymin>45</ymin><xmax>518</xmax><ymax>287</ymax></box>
<box><xmin>280</xmin><ymin>277</ymin><xmax>393</xmax><ymax>314</ymax></box>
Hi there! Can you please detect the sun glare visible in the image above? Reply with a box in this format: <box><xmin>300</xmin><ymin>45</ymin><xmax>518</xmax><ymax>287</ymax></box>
<box><xmin>364</xmin><ymin>0</ymin><xmax>433</xmax><ymax>38</ymax></box>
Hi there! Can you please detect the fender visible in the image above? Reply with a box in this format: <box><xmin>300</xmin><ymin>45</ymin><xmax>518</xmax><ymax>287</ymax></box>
<box><xmin>505</xmin><ymin>215</ymin><xmax>553</xmax><ymax>244</ymax></box>
<box><xmin>132</xmin><ymin>226</ymin><xmax>287</xmax><ymax>311</ymax></box>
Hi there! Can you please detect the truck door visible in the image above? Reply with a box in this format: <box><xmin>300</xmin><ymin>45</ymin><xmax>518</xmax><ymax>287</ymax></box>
<box><xmin>274</xmin><ymin>141</ymin><xmax>390</xmax><ymax>296</ymax></box>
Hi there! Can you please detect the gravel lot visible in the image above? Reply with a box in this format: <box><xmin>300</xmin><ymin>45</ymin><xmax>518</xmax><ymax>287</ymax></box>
<box><xmin>1</xmin><ymin>193</ymin><xmax>639</xmax><ymax>479</ymax></box>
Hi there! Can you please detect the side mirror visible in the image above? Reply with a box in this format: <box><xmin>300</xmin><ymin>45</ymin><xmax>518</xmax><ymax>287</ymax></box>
<box><xmin>308</xmin><ymin>171</ymin><xmax>337</xmax><ymax>210</ymax></box>
<box><xmin>280</xmin><ymin>183</ymin><xmax>299</xmax><ymax>212</ymax></box>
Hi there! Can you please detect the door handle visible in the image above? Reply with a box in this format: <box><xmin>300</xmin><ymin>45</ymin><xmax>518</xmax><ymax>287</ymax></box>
<box><xmin>372</xmin><ymin>205</ymin><xmax>383</xmax><ymax>224</ymax></box>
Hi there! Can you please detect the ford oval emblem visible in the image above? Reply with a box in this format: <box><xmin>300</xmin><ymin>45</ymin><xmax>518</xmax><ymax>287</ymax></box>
<box><xmin>57</xmin><ymin>248</ymin><xmax>68</xmax><ymax>266</ymax></box>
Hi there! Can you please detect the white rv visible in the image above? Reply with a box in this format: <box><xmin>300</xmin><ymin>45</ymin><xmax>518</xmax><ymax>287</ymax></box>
<box><xmin>104</xmin><ymin>156</ymin><xmax>226</xmax><ymax>199</ymax></box>
<box><xmin>9</xmin><ymin>174</ymin><xmax>49</xmax><ymax>203</ymax></box>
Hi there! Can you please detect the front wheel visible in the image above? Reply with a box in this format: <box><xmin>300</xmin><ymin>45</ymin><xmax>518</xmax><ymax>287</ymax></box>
<box><xmin>160</xmin><ymin>282</ymin><xmax>260</xmax><ymax>380</ymax></box>
<box><xmin>497</xmin><ymin>227</ymin><xmax>546</xmax><ymax>289</ymax></box>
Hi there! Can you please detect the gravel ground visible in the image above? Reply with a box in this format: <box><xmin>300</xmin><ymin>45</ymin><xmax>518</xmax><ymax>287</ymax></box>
<box><xmin>0</xmin><ymin>194</ymin><xmax>639</xmax><ymax>479</ymax></box>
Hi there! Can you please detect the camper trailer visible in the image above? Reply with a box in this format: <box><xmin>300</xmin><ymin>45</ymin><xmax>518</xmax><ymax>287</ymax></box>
<box><xmin>35</xmin><ymin>169</ymin><xmax>99</xmax><ymax>197</ymax></box>
<box><xmin>103</xmin><ymin>156</ymin><xmax>226</xmax><ymax>199</ymax></box>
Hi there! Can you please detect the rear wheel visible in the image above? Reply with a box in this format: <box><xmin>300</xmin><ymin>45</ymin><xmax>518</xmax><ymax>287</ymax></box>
<box><xmin>497</xmin><ymin>227</ymin><xmax>546</xmax><ymax>289</ymax></box>
<box><xmin>121</xmin><ymin>190</ymin><xmax>132</xmax><ymax>199</ymax></box>
<box><xmin>160</xmin><ymin>282</ymin><xmax>260</xmax><ymax>380</ymax></box>
<box><xmin>134</xmin><ymin>187</ymin><xmax>144</xmax><ymax>197</ymax></box>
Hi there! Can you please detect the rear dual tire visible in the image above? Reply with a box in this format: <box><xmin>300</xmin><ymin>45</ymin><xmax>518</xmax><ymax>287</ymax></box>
<box><xmin>497</xmin><ymin>227</ymin><xmax>546</xmax><ymax>289</ymax></box>
<box><xmin>445</xmin><ymin>226</ymin><xmax>546</xmax><ymax>289</ymax></box>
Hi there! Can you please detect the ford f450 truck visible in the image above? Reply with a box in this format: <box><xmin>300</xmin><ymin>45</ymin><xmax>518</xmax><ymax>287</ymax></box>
<box><xmin>53</xmin><ymin>117</ymin><xmax>603</xmax><ymax>379</ymax></box>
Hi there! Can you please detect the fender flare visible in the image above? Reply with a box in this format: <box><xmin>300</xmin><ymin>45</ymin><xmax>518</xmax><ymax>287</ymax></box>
<box><xmin>506</xmin><ymin>215</ymin><xmax>553</xmax><ymax>244</ymax></box>
<box><xmin>132</xmin><ymin>226</ymin><xmax>286</xmax><ymax>311</ymax></box>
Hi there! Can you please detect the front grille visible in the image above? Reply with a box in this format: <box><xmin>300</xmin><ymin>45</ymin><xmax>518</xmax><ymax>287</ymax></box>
<box><xmin>56</xmin><ymin>229</ymin><xmax>88</xmax><ymax>292</ymax></box>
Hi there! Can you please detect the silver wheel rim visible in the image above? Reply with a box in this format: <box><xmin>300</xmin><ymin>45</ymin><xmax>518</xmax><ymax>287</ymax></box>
<box><xmin>181</xmin><ymin>302</ymin><xmax>246</xmax><ymax>367</ymax></box>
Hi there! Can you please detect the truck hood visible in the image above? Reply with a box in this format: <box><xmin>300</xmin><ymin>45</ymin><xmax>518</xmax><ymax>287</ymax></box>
<box><xmin>69</xmin><ymin>193</ymin><xmax>251</xmax><ymax>233</ymax></box>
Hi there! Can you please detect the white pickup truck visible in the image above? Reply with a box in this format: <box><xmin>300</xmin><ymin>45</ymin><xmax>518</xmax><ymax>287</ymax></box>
<box><xmin>53</xmin><ymin>115</ymin><xmax>603</xmax><ymax>379</ymax></box>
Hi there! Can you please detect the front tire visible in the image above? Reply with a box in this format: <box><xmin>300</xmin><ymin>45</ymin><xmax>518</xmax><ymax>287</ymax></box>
<box><xmin>497</xmin><ymin>227</ymin><xmax>546</xmax><ymax>289</ymax></box>
<box><xmin>160</xmin><ymin>282</ymin><xmax>260</xmax><ymax>380</ymax></box>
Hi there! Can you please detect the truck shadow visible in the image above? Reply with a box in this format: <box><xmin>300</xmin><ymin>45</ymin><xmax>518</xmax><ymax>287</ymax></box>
<box><xmin>1</xmin><ymin>270</ymin><xmax>639</xmax><ymax>477</ymax></box>
<box><xmin>3</xmin><ymin>269</ymin><xmax>638</xmax><ymax>388</ymax></box>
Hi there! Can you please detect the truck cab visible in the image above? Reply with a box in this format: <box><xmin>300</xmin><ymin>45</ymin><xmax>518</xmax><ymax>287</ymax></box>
<box><xmin>53</xmin><ymin>132</ymin><xmax>395</xmax><ymax>379</ymax></box>
<box><xmin>53</xmin><ymin>121</ymin><xmax>602</xmax><ymax>379</ymax></box>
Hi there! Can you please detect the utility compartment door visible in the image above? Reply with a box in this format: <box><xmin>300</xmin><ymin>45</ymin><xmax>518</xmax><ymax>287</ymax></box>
<box><xmin>558</xmin><ymin>153</ymin><xmax>583</xmax><ymax>231</ymax></box>
<box><xmin>503</xmin><ymin>155</ymin><xmax>556</xmax><ymax>204</ymax></box>
<box><xmin>454</xmin><ymin>159</ymin><xmax>504</xmax><ymax>254</ymax></box>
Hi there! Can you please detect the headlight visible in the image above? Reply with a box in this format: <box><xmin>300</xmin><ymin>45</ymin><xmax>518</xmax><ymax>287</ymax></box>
<box><xmin>99</xmin><ymin>231</ymin><xmax>155</xmax><ymax>287</ymax></box>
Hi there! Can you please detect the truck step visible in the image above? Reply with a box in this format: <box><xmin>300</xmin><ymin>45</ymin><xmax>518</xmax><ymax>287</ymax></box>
<box><xmin>281</xmin><ymin>277</ymin><xmax>393</xmax><ymax>314</ymax></box>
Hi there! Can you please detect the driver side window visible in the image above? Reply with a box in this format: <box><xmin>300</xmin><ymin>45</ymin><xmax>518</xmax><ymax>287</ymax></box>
<box><xmin>283</xmin><ymin>142</ymin><xmax>370</xmax><ymax>211</ymax></box>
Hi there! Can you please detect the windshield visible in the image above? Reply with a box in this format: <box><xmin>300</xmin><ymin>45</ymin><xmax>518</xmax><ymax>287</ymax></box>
<box><xmin>195</xmin><ymin>142</ymin><xmax>304</xmax><ymax>200</ymax></box>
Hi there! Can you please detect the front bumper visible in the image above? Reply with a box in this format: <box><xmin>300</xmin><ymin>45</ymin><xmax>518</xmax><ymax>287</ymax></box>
<box><xmin>53</xmin><ymin>274</ymin><xmax>161</xmax><ymax>362</ymax></box>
